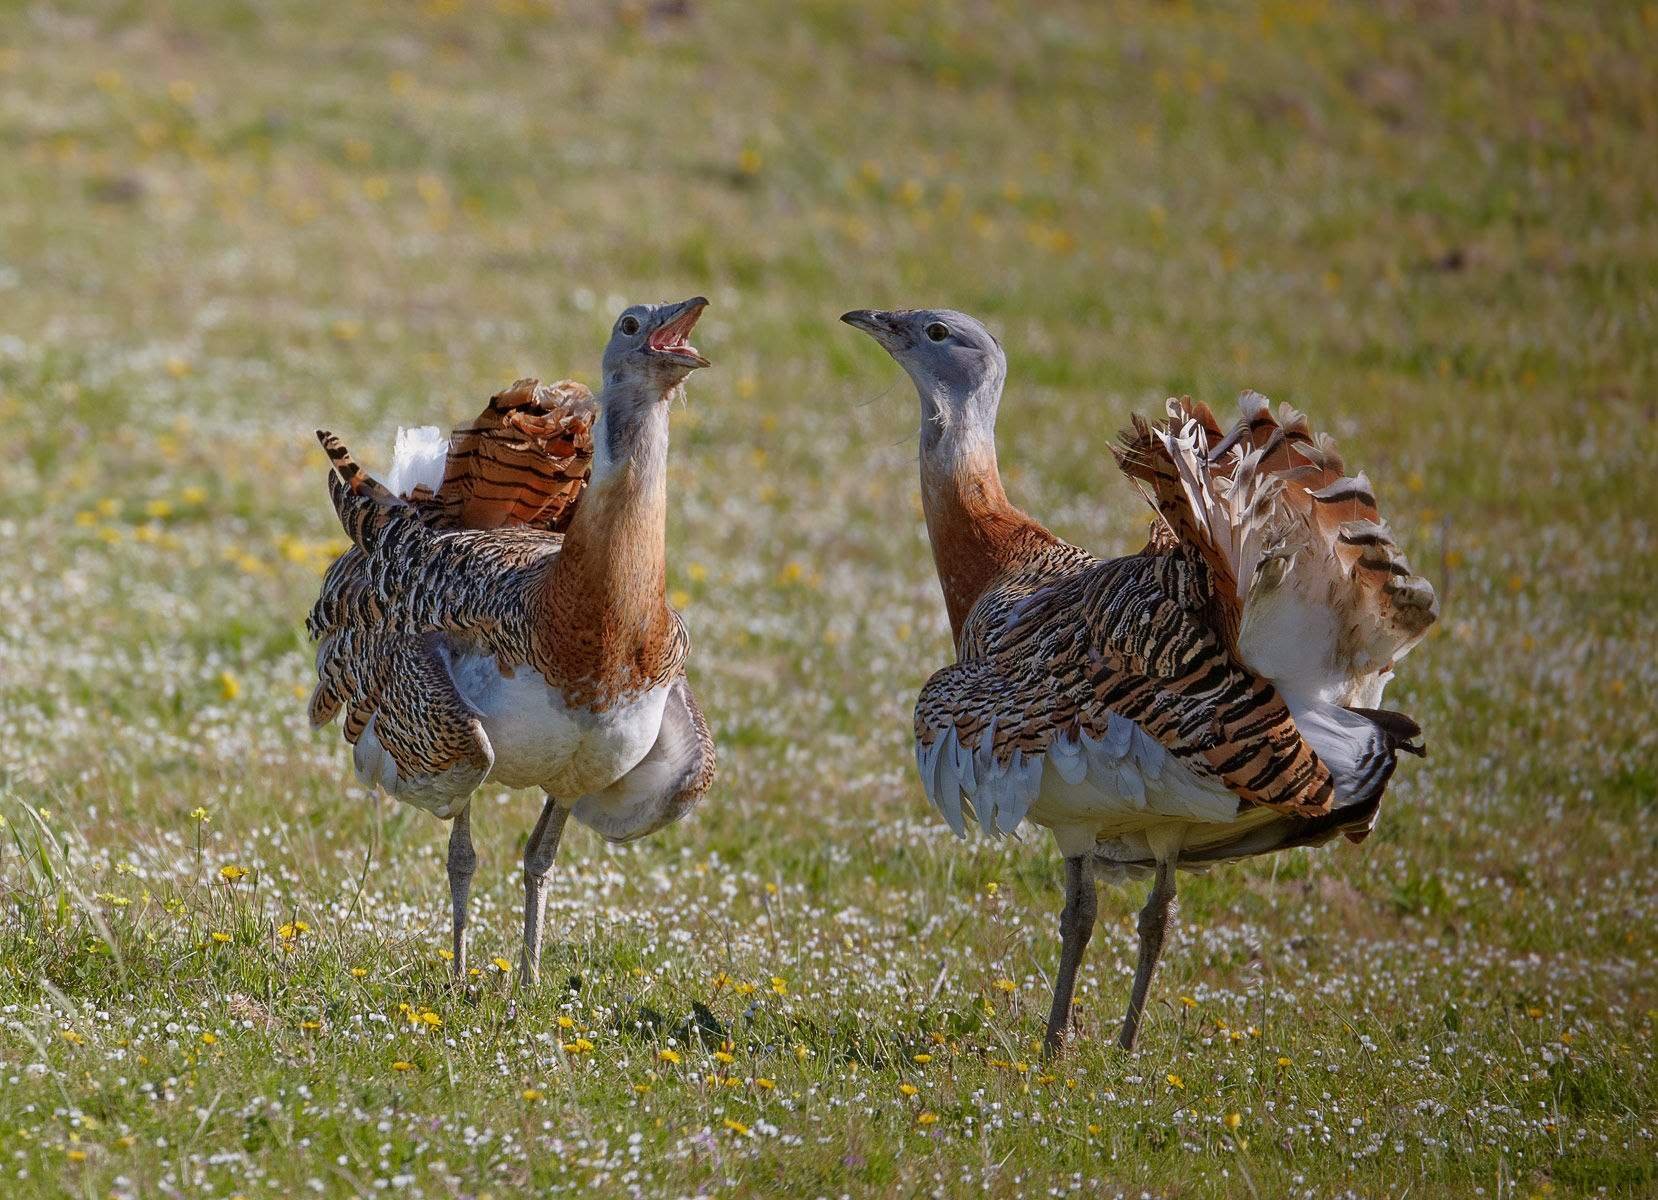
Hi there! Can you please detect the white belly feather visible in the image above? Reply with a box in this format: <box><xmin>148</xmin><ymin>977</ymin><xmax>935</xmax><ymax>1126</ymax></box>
<box><xmin>450</xmin><ymin>653</ymin><xmax>672</xmax><ymax>798</ymax></box>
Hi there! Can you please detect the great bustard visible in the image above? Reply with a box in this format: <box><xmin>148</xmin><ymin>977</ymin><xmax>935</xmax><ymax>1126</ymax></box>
<box><xmin>843</xmin><ymin>308</ymin><xmax>1437</xmax><ymax>1055</ymax></box>
<box><xmin>307</xmin><ymin>298</ymin><xmax>717</xmax><ymax>985</ymax></box>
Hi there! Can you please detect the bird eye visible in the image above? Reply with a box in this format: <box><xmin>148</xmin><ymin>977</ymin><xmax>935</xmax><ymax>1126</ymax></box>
<box><xmin>619</xmin><ymin>315</ymin><xmax>641</xmax><ymax>336</ymax></box>
<box><xmin>925</xmin><ymin>322</ymin><xmax>949</xmax><ymax>342</ymax></box>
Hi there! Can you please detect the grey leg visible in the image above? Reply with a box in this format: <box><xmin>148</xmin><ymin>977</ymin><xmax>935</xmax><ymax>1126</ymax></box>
<box><xmin>1118</xmin><ymin>856</ymin><xmax>1178</xmax><ymax>1051</ymax></box>
<box><xmin>520</xmin><ymin>795</ymin><xmax>571</xmax><ymax>986</ymax></box>
<box><xmin>446</xmin><ymin>805</ymin><xmax>476</xmax><ymax>980</ymax></box>
<box><xmin>1043</xmin><ymin>856</ymin><xmax>1098</xmax><ymax>1058</ymax></box>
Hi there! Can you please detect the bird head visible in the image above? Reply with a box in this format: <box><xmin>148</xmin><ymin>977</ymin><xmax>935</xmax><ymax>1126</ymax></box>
<box><xmin>840</xmin><ymin>307</ymin><xmax>1007</xmax><ymax>444</ymax></box>
<box><xmin>601</xmin><ymin>297</ymin><xmax>711</xmax><ymax>398</ymax></box>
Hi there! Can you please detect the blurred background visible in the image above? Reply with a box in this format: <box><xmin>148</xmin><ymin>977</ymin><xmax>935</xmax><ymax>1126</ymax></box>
<box><xmin>0</xmin><ymin>2</ymin><xmax>1652</xmax><ymax>1196</ymax></box>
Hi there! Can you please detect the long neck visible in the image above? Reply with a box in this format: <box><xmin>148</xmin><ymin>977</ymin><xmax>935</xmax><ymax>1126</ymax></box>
<box><xmin>918</xmin><ymin>383</ymin><xmax>1058</xmax><ymax>650</ymax></box>
<box><xmin>537</xmin><ymin>383</ymin><xmax>675</xmax><ymax>690</ymax></box>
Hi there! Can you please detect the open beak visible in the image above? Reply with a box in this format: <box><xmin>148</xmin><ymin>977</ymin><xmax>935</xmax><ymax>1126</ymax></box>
<box><xmin>839</xmin><ymin>308</ymin><xmax>906</xmax><ymax>352</ymax></box>
<box><xmin>648</xmin><ymin>296</ymin><xmax>711</xmax><ymax>369</ymax></box>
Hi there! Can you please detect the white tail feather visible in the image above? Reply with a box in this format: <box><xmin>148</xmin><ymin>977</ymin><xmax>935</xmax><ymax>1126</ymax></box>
<box><xmin>383</xmin><ymin>425</ymin><xmax>449</xmax><ymax>500</ymax></box>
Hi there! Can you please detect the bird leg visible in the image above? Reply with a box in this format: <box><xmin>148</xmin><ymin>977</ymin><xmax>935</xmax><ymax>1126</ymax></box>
<box><xmin>1043</xmin><ymin>856</ymin><xmax>1098</xmax><ymax>1058</ymax></box>
<box><xmin>520</xmin><ymin>795</ymin><xmax>571</xmax><ymax>987</ymax></box>
<box><xmin>446</xmin><ymin>805</ymin><xmax>476</xmax><ymax>981</ymax></box>
<box><xmin>1118</xmin><ymin>855</ymin><xmax>1178</xmax><ymax>1051</ymax></box>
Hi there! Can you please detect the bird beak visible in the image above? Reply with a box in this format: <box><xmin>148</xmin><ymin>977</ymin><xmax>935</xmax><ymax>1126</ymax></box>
<box><xmin>839</xmin><ymin>308</ymin><xmax>906</xmax><ymax>352</ymax></box>
<box><xmin>647</xmin><ymin>297</ymin><xmax>710</xmax><ymax>369</ymax></box>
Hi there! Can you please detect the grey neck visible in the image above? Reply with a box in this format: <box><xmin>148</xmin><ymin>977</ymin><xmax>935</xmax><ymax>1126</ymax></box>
<box><xmin>916</xmin><ymin>373</ymin><xmax>1003</xmax><ymax>481</ymax></box>
<box><xmin>591</xmin><ymin>380</ymin><xmax>671</xmax><ymax>493</ymax></box>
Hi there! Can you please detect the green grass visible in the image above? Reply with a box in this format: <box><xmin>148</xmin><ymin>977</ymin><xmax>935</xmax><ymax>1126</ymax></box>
<box><xmin>0</xmin><ymin>1</ymin><xmax>1654</xmax><ymax>1196</ymax></box>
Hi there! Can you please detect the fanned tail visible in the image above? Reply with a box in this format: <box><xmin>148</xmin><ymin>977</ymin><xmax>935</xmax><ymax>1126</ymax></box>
<box><xmin>1114</xmin><ymin>392</ymin><xmax>1438</xmax><ymax>811</ymax></box>
<box><xmin>413</xmin><ymin>378</ymin><xmax>595</xmax><ymax>532</ymax></box>
<box><xmin>1115</xmin><ymin>392</ymin><xmax>1438</xmax><ymax>707</ymax></box>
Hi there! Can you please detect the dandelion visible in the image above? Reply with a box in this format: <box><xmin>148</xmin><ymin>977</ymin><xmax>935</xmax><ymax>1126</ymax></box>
<box><xmin>754</xmin><ymin>1078</ymin><xmax>775</xmax><ymax>1090</ymax></box>
<box><xmin>912</xmin><ymin>1053</ymin><xmax>932</xmax><ymax>1064</ymax></box>
<box><xmin>722</xmin><ymin>1118</ymin><xmax>750</xmax><ymax>1136</ymax></box>
<box><xmin>899</xmin><ymin>1083</ymin><xmax>918</xmax><ymax>1097</ymax></box>
<box><xmin>713</xmin><ymin>1050</ymin><xmax>735</xmax><ymax>1064</ymax></box>
<box><xmin>1225</xmin><ymin>1112</ymin><xmax>1242</xmax><ymax>1129</ymax></box>
<box><xmin>770</xmin><ymin>975</ymin><xmax>788</xmax><ymax>995</ymax></box>
<box><xmin>994</xmin><ymin>978</ymin><xmax>1017</xmax><ymax>993</ymax></box>
<box><xmin>1166</xmin><ymin>1073</ymin><xmax>1184</xmax><ymax>1090</ymax></box>
<box><xmin>201</xmin><ymin>1032</ymin><xmax>217</xmax><ymax>1045</ymax></box>
<box><xmin>145</xmin><ymin>498</ymin><xmax>173</xmax><ymax>519</ymax></box>
<box><xmin>218</xmin><ymin>864</ymin><xmax>246</xmax><ymax>882</ymax></box>
<box><xmin>562</xmin><ymin>1038</ymin><xmax>594</xmax><ymax>1053</ymax></box>
<box><xmin>1087</xmin><ymin>1123</ymin><xmax>1102</xmax><ymax>1136</ymax></box>
<box><xmin>210</xmin><ymin>931</ymin><xmax>231</xmax><ymax>944</ymax></box>
<box><xmin>557</xmin><ymin>1015</ymin><xmax>575</xmax><ymax>1029</ymax></box>
<box><xmin>984</xmin><ymin>881</ymin><xmax>998</xmax><ymax>896</ymax></box>
<box><xmin>522</xmin><ymin>1088</ymin><xmax>542</xmax><ymax>1101</ymax></box>
<box><xmin>181</xmin><ymin>484</ymin><xmax>207</xmax><ymax>505</ymax></box>
<box><xmin>916</xmin><ymin>1112</ymin><xmax>937</xmax><ymax>1126</ymax></box>
<box><xmin>1179</xmin><ymin>995</ymin><xmax>1197</xmax><ymax>1008</ymax></box>
<box><xmin>491</xmin><ymin>956</ymin><xmax>512</xmax><ymax>972</ymax></box>
<box><xmin>658</xmin><ymin>1048</ymin><xmax>681</xmax><ymax>1064</ymax></box>
<box><xmin>350</xmin><ymin>967</ymin><xmax>367</xmax><ymax>978</ymax></box>
<box><xmin>66</xmin><ymin>1149</ymin><xmax>87</xmax><ymax>1163</ymax></box>
<box><xmin>218</xmin><ymin>671</ymin><xmax>241</xmax><ymax>701</ymax></box>
<box><xmin>392</xmin><ymin>1061</ymin><xmax>415</xmax><ymax>1072</ymax></box>
<box><xmin>1276</xmin><ymin>1056</ymin><xmax>1293</xmax><ymax>1067</ymax></box>
<box><xmin>61</xmin><ymin>1029</ymin><xmax>85</xmax><ymax>1046</ymax></box>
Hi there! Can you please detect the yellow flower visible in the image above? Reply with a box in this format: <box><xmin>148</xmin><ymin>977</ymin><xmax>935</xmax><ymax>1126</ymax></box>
<box><xmin>770</xmin><ymin>976</ymin><xmax>788</xmax><ymax>995</ymax></box>
<box><xmin>145</xmin><ymin>498</ymin><xmax>173</xmax><ymax>519</ymax></box>
<box><xmin>714</xmin><ymin>1050</ymin><xmax>735</xmax><ymax>1064</ymax></box>
<box><xmin>1225</xmin><ymin>1112</ymin><xmax>1242</xmax><ymax>1130</ymax></box>
<box><xmin>658</xmin><ymin>1048</ymin><xmax>681</xmax><ymax>1064</ymax></box>
<box><xmin>994</xmin><ymin>978</ymin><xmax>1017</xmax><ymax>993</ymax></box>
<box><xmin>66</xmin><ymin>1149</ymin><xmax>87</xmax><ymax>1163</ymax></box>
<box><xmin>557</xmin><ymin>1015</ymin><xmax>575</xmax><ymax>1029</ymax></box>
<box><xmin>392</xmin><ymin>1061</ymin><xmax>415</xmax><ymax>1072</ymax></box>
<box><xmin>218</xmin><ymin>671</ymin><xmax>241</xmax><ymax>701</ymax></box>
<box><xmin>1166</xmin><ymin>1073</ymin><xmax>1184</xmax><ymax>1090</ymax></box>
<box><xmin>218</xmin><ymin>864</ymin><xmax>246</xmax><ymax>882</ymax></box>
<box><xmin>754</xmin><ymin>1078</ymin><xmax>775</xmax><ymax>1090</ymax></box>
<box><xmin>190</xmin><ymin>807</ymin><xmax>210</xmax><ymax>822</ymax></box>
<box><xmin>61</xmin><ymin>1029</ymin><xmax>85</xmax><ymax>1045</ymax></box>
<box><xmin>491</xmin><ymin>956</ymin><xmax>512</xmax><ymax>972</ymax></box>
<box><xmin>1178</xmin><ymin>995</ymin><xmax>1197</xmax><ymax>1008</ymax></box>
<box><xmin>181</xmin><ymin>485</ymin><xmax>208</xmax><ymax>505</ymax></box>
<box><xmin>733</xmin><ymin>981</ymin><xmax>757</xmax><ymax>996</ymax></box>
<box><xmin>916</xmin><ymin>1112</ymin><xmax>938</xmax><ymax>1126</ymax></box>
<box><xmin>437</xmin><ymin>949</ymin><xmax>454</xmax><ymax>961</ymax></box>
<box><xmin>899</xmin><ymin>1083</ymin><xmax>918</xmax><ymax>1097</ymax></box>
<box><xmin>420</xmin><ymin>1011</ymin><xmax>441</xmax><ymax>1027</ymax></box>
<box><xmin>562</xmin><ymin>1038</ymin><xmax>594</xmax><ymax>1053</ymax></box>
<box><xmin>632</xmin><ymin>1083</ymin><xmax>651</xmax><ymax>1094</ymax></box>
<box><xmin>737</xmin><ymin>147</ymin><xmax>763</xmax><ymax>175</ymax></box>
<box><xmin>201</xmin><ymin>1032</ymin><xmax>217</xmax><ymax>1045</ymax></box>
<box><xmin>1087</xmin><ymin>1123</ymin><xmax>1102</xmax><ymax>1135</ymax></box>
<box><xmin>1277</xmin><ymin>1056</ymin><xmax>1293</xmax><ymax>1068</ymax></box>
<box><xmin>210</xmin><ymin>931</ymin><xmax>231</xmax><ymax>944</ymax></box>
<box><xmin>300</xmin><ymin>1020</ymin><xmax>321</xmax><ymax>1031</ymax></box>
<box><xmin>722</xmin><ymin>1118</ymin><xmax>749</xmax><ymax>1136</ymax></box>
<box><xmin>912</xmin><ymin>1053</ymin><xmax>932</xmax><ymax>1064</ymax></box>
<box><xmin>522</xmin><ymin>1088</ymin><xmax>542</xmax><ymax>1101</ymax></box>
<box><xmin>350</xmin><ymin>967</ymin><xmax>367</xmax><ymax>978</ymax></box>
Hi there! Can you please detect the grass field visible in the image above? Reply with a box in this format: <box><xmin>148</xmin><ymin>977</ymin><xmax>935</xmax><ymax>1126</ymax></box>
<box><xmin>1</xmin><ymin>1</ymin><xmax>1654</xmax><ymax>1196</ymax></box>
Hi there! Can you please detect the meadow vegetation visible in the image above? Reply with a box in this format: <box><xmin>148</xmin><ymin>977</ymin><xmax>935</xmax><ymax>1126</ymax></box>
<box><xmin>0</xmin><ymin>1</ymin><xmax>1653</xmax><ymax>1196</ymax></box>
